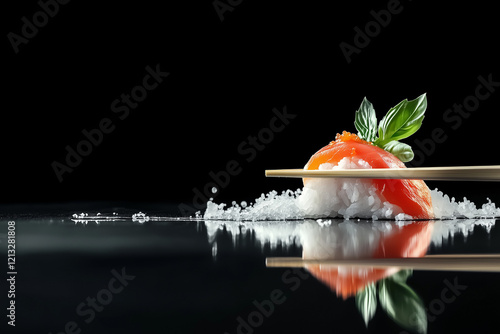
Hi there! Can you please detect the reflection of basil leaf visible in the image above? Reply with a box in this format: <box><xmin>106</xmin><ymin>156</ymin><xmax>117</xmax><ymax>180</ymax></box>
<box><xmin>379</xmin><ymin>279</ymin><xmax>427</xmax><ymax>334</ymax></box>
<box><xmin>355</xmin><ymin>283</ymin><xmax>377</xmax><ymax>327</ymax></box>
<box><xmin>354</xmin><ymin>97</ymin><xmax>378</xmax><ymax>142</ymax></box>
<box><xmin>375</xmin><ymin>94</ymin><xmax>427</xmax><ymax>147</ymax></box>
<box><xmin>389</xmin><ymin>269</ymin><xmax>413</xmax><ymax>283</ymax></box>
<box><xmin>381</xmin><ymin>141</ymin><xmax>414</xmax><ymax>162</ymax></box>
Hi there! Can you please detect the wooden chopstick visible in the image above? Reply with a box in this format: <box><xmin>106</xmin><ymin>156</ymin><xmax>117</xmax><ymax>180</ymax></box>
<box><xmin>265</xmin><ymin>165</ymin><xmax>500</xmax><ymax>181</ymax></box>
<box><xmin>266</xmin><ymin>255</ymin><xmax>500</xmax><ymax>272</ymax></box>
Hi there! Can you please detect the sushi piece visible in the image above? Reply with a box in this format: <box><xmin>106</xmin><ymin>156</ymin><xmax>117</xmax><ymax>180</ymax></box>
<box><xmin>298</xmin><ymin>94</ymin><xmax>434</xmax><ymax>220</ymax></box>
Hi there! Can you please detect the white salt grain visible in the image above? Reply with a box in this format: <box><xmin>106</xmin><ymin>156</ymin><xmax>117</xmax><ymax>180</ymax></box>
<box><xmin>431</xmin><ymin>189</ymin><xmax>500</xmax><ymax>219</ymax></box>
<box><xmin>132</xmin><ymin>212</ymin><xmax>150</xmax><ymax>223</ymax></box>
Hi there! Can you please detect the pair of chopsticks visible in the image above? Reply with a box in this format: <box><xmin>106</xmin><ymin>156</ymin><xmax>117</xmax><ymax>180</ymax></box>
<box><xmin>266</xmin><ymin>254</ymin><xmax>500</xmax><ymax>272</ymax></box>
<box><xmin>265</xmin><ymin>165</ymin><xmax>500</xmax><ymax>181</ymax></box>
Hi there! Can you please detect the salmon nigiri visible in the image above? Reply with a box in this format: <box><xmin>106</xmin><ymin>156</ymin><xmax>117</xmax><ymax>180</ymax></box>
<box><xmin>297</xmin><ymin>94</ymin><xmax>434</xmax><ymax>220</ymax></box>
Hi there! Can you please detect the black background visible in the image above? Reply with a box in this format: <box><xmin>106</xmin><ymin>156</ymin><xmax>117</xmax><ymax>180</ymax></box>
<box><xmin>3</xmin><ymin>2</ymin><xmax>500</xmax><ymax>334</ymax></box>
<box><xmin>4</xmin><ymin>0</ymin><xmax>500</xmax><ymax>212</ymax></box>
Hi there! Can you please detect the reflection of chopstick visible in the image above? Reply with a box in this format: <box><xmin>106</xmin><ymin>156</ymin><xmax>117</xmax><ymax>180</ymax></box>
<box><xmin>266</xmin><ymin>255</ymin><xmax>500</xmax><ymax>272</ymax></box>
<box><xmin>265</xmin><ymin>166</ymin><xmax>500</xmax><ymax>181</ymax></box>
<box><xmin>423</xmin><ymin>254</ymin><xmax>500</xmax><ymax>258</ymax></box>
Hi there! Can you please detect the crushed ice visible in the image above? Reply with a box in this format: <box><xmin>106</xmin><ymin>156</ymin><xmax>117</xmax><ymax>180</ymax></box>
<box><xmin>204</xmin><ymin>187</ymin><xmax>500</xmax><ymax>221</ymax></box>
<box><xmin>204</xmin><ymin>189</ymin><xmax>304</xmax><ymax>221</ymax></box>
<box><xmin>431</xmin><ymin>189</ymin><xmax>500</xmax><ymax>219</ymax></box>
<box><xmin>203</xmin><ymin>157</ymin><xmax>500</xmax><ymax>221</ymax></box>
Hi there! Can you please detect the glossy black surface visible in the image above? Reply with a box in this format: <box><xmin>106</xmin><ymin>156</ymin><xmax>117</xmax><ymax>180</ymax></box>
<box><xmin>2</xmin><ymin>205</ymin><xmax>499</xmax><ymax>333</ymax></box>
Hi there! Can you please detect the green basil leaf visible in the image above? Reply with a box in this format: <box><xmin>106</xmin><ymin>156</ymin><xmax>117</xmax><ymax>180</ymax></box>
<box><xmin>381</xmin><ymin>141</ymin><xmax>414</xmax><ymax>162</ymax></box>
<box><xmin>354</xmin><ymin>97</ymin><xmax>378</xmax><ymax>142</ymax></box>
<box><xmin>376</xmin><ymin>94</ymin><xmax>427</xmax><ymax>147</ymax></box>
<box><xmin>379</xmin><ymin>279</ymin><xmax>427</xmax><ymax>334</ymax></box>
<box><xmin>355</xmin><ymin>283</ymin><xmax>377</xmax><ymax>327</ymax></box>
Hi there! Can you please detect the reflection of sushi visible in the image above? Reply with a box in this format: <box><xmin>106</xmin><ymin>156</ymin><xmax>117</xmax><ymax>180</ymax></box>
<box><xmin>298</xmin><ymin>94</ymin><xmax>434</xmax><ymax>220</ymax></box>
<box><xmin>305</xmin><ymin>221</ymin><xmax>434</xmax><ymax>299</ymax></box>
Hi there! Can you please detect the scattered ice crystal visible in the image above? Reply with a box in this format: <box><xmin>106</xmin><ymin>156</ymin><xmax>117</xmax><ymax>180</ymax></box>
<box><xmin>72</xmin><ymin>213</ymin><xmax>89</xmax><ymax>219</ymax></box>
<box><xmin>431</xmin><ymin>189</ymin><xmax>500</xmax><ymax>219</ymax></box>
<box><xmin>132</xmin><ymin>212</ymin><xmax>150</xmax><ymax>223</ymax></box>
<box><xmin>204</xmin><ymin>189</ymin><xmax>303</xmax><ymax>221</ymax></box>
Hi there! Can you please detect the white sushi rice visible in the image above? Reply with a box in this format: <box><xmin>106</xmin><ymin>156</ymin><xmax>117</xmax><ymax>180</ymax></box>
<box><xmin>203</xmin><ymin>157</ymin><xmax>500</xmax><ymax>221</ymax></box>
<box><xmin>297</xmin><ymin>158</ymin><xmax>407</xmax><ymax>220</ymax></box>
